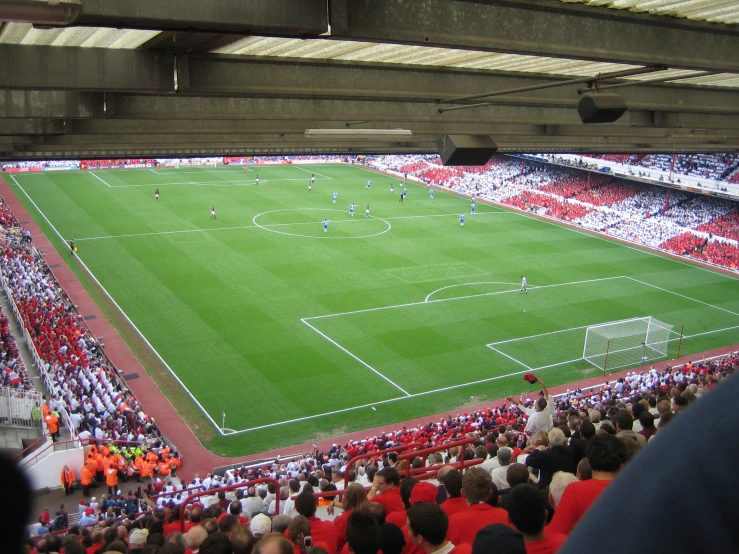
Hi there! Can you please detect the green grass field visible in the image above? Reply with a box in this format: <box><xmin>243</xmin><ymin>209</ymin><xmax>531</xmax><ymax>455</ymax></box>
<box><xmin>7</xmin><ymin>164</ymin><xmax>739</xmax><ymax>456</ymax></box>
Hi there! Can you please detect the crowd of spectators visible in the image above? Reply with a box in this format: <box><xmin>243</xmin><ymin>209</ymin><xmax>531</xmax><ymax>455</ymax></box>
<box><xmin>26</xmin><ymin>351</ymin><xmax>735</xmax><ymax>554</ymax></box>
<box><xmin>0</xmin><ymin>303</ymin><xmax>31</xmax><ymax>391</ymax></box>
<box><xmin>80</xmin><ymin>160</ymin><xmax>157</xmax><ymax>168</ymax></box>
<box><xmin>634</xmin><ymin>154</ymin><xmax>739</xmax><ymax>181</ymax></box>
<box><xmin>696</xmin><ymin>209</ymin><xmax>739</xmax><ymax>241</ymax></box>
<box><xmin>0</xmin><ymin>197</ymin><xmax>176</xmax><ymax>483</ymax></box>
<box><xmin>369</xmin><ymin>155</ymin><xmax>739</xmax><ymax>271</ymax></box>
<box><xmin>0</xmin><ymin>241</ymin><xmax>171</xmax><ymax>447</ymax></box>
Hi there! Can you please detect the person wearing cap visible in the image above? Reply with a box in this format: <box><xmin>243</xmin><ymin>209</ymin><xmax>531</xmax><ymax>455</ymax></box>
<box><xmin>407</xmin><ymin>503</ymin><xmax>472</xmax><ymax>554</ymax></box>
<box><xmin>507</xmin><ymin>484</ymin><xmax>566</xmax><ymax>554</ymax></box>
<box><xmin>128</xmin><ymin>528</ymin><xmax>149</xmax><ymax>551</ymax></box>
<box><xmin>447</xmin><ymin>468</ymin><xmax>510</xmax><ymax>546</ymax></box>
<box><xmin>250</xmin><ymin>513</ymin><xmax>273</xmax><ymax>539</ymax></box>
<box><xmin>79</xmin><ymin>506</ymin><xmax>97</xmax><ymax>526</ymax></box>
<box><xmin>368</xmin><ymin>467</ymin><xmax>404</xmax><ymax>515</ymax></box>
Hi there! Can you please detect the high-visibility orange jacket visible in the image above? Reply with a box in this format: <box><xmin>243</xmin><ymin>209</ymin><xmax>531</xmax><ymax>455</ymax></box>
<box><xmin>105</xmin><ymin>467</ymin><xmax>118</xmax><ymax>488</ymax></box>
<box><xmin>85</xmin><ymin>456</ymin><xmax>98</xmax><ymax>473</ymax></box>
<box><xmin>81</xmin><ymin>466</ymin><xmax>93</xmax><ymax>486</ymax></box>
<box><xmin>158</xmin><ymin>462</ymin><xmax>171</xmax><ymax>476</ymax></box>
<box><xmin>145</xmin><ymin>451</ymin><xmax>158</xmax><ymax>464</ymax></box>
<box><xmin>61</xmin><ymin>466</ymin><xmax>75</xmax><ymax>485</ymax></box>
<box><xmin>141</xmin><ymin>462</ymin><xmax>154</xmax><ymax>478</ymax></box>
<box><xmin>45</xmin><ymin>415</ymin><xmax>58</xmax><ymax>435</ymax></box>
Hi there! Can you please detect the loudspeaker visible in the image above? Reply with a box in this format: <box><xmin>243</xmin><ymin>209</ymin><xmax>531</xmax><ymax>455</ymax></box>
<box><xmin>437</xmin><ymin>135</ymin><xmax>498</xmax><ymax>166</ymax></box>
<box><xmin>578</xmin><ymin>93</ymin><xmax>627</xmax><ymax>124</ymax></box>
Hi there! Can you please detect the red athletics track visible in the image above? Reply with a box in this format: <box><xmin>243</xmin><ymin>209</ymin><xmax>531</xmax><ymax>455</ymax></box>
<box><xmin>2</xmin><ymin>172</ymin><xmax>737</xmax><ymax>481</ymax></box>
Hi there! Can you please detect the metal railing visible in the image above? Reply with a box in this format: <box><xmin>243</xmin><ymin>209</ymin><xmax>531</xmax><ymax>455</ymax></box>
<box><xmin>178</xmin><ymin>478</ymin><xmax>281</xmax><ymax>533</ymax></box>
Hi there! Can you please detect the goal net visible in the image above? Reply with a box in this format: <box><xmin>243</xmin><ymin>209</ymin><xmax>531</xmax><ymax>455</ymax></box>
<box><xmin>583</xmin><ymin>317</ymin><xmax>673</xmax><ymax>372</ymax></box>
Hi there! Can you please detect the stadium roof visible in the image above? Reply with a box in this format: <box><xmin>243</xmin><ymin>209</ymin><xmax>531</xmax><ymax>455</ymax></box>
<box><xmin>0</xmin><ymin>0</ymin><xmax>738</xmax><ymax>159</ymax></box>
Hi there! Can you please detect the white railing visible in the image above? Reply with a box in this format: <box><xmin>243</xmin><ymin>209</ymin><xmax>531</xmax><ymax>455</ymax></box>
<box><xmin>0</xmin><ymin>386</ymin><xmax>42</xmax><ymax>428</ymax></box>
<box><xmin>0</xmin><ymin>272</ymin><xmax>77</xmax><ymax>441</ymax></box>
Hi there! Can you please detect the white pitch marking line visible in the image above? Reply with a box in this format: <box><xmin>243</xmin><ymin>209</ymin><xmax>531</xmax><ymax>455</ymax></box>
<box><xmin>75</xmin><ymin>224</ymin><xmax>259</xmax><ymax>242</ymax></box>
<box><xmin>488</xmin><ymin>347</ymin><xmax>535</xmax><ymax>371</ymax></box>
<box><xmin>293</xmin><ymin>165</ymin><xmax>332</xmax><ymax>179</ymax></box>
<box><xmin>425</xmin><ymin>281</ymin><xmax>521</xmax><ymax>303</ymax></box>
<box><xmin>8</xmin><ymin>174</ymin><xmax>225</xmax><ymax>434</ymax></box>
<box><xmin>624</xmin><ymin>276</ymin><xmax>739</xmax><ymax>318</ymax></box>
<box><xmin>227</xmin><ymin>359</ymin><xmax>557</xmax><ymax>434</ymax></box>
<box><xmin>89</xmin><ymin>172</ymin><xmax>112</xmax><ymax>188</ymax></box>
<box><xmin>109</xmin><ymin>178</ymin><xmax>310</xmax><ymax>188</ymax></box>
<box><xmin>304</xmin><ymin>276</ymin><xmax>624</xmax><ymax>321</ymax></box>
<box><xmin>486</xmin><ymin>314</ymin><xmax>650</xmax><ymax>346</ymax></box>
<box><xmin>73</xmin><ymin>211</ymin><xmax>503</xmax><ymax>241</ymax></box>
<box><xmin>301</xmin><ymin>319</ymin><xmax>411</xmax><ymax>396</ymax></box>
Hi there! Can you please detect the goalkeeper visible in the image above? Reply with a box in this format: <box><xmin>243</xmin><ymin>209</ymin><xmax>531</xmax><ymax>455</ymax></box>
<box><xmin>508</xmin><ymin>374</ymin><xmax>555</xmax><ymax>436</ymax></box>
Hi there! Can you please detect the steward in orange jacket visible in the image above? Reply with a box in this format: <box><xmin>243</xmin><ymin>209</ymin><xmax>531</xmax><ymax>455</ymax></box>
<box><xmin>61</xmin><ymin>465</ymin><xmax>76</xmax><ymax>495</ymax></box>
<box><xmin>81</xmin><ymin>465</ymin><xmax>93</xmax><ymax>496</ymax></box>
<box><xmin>105</xmin><ymin>467</ymin><xmax>118</xmax><ymax>496</ymax></box>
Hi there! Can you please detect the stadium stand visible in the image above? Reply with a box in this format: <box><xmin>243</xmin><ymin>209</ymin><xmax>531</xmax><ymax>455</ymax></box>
<box><xmin>24</xmin><ymin>351</ymin><xmax>735</xmax><ymax>554</ymax></box>
<box><xmin>3</xmin><ymin>156</ymin><xmax>736</xmax><ymax>553</ymax></box>
<box><xmin>369</xmin><ymin>155</ymin><xmax>739</xmax><ymax>271</ymax></box>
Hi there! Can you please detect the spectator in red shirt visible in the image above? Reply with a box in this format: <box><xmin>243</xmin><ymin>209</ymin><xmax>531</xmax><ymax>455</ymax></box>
<box><xmin>447</xmin><ymin>468</ymin><xmax>510</xmax><ymax>545</ymax></box>
<box><xmin>546</xmin><ymin>434</ymin><xmax>627</xmax><ymax>536</ymax></box>
<box><xmin>439</xmin><ymin>469</ymin><xmax>467</xmax><ymax>520</ymax></box>
<box><xmin>507</xmin><ymin>484</ymin><xmax>566</xmax><ymax>554</ymax></box>
<box><xmin>368</xmin><ymin>467</ymin><xmax>404</xmax><ymax>515</ymax></box>
<box><xmin>407</xmin><ymin>503</ymin><xmax>472</xmax><ymax>554</ymax></box>
<box><xmin>294</xmin><ymin>488</ymin><xmax>338</xmax><ymax>554</ymax></box>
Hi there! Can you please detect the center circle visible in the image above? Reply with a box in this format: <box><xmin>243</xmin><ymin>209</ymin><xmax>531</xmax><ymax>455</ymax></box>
<box><xmin>252</xmin><ymin>208</ymin><xmax>392</xmax><ymax>239</ymax></box>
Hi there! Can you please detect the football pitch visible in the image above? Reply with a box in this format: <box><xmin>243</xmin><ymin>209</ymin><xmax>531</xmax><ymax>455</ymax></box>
<box><xmin>7</xmin><ymin>164</ymin><xmax>739</xmax><ymax>455</ymax></box>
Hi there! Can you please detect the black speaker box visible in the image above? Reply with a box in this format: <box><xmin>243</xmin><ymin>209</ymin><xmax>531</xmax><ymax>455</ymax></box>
<box><xmin>578</xmin><ymin>93</ymin><xmax>627</xmax><ymax>124</ymax></box>
<box><xmin>437</xmin><ymin>135</ymin><xmax>498</xmax><ymax>166</ymax></box>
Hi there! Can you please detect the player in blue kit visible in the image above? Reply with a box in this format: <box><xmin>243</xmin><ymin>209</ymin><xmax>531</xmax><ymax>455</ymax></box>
<box><xmin>349</xmin><ymin>203</ymin><xmax>356</xmax><ymax>216</ymax></box>
<box><xmin>323</xmin><ymin>219</ymin><xmax>329</xmax><ymax>233</ymax></box>
<box><xmin>471</xmin><ymin>201</ymin><xmax>476</xmax><ymax>214</ymax></box>
<box><xmin>332</xmin><ymin>191</ymin><xmax>338</xmax><ymax>203</ymax></box>
<box><xmin>429</xmin><ymin>188</ymin><xmax>434</xmax><ymax>199</ymax></box>
<box><xmin>459</xmin><ymin>213</ymin><xmax>465</xmax><ymax>227</ymax></box>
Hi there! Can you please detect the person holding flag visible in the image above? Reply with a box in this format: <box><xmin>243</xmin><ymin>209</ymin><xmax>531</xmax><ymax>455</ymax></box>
<box><xmin>222</xmin><ymin>410</ymin><xmax>227</xmax><ymax>430</ymax></box>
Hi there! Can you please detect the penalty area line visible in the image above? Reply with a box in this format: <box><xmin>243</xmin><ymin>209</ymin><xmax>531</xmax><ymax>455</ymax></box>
<box><xmin>301</xmin><ymin>318</ymin><xmax>411</xmax><ymax>396</ymax></box>
<box><xmin>226</xmin><ymin>361</ymin><xmax>558</xmax><ymax>434</ymax></box>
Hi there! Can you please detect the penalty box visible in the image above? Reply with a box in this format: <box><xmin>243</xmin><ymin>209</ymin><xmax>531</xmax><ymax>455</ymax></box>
<box><xmin>303</xmin><ymin>276</ymin><xmax>674</xmax><ymax>395</ymax></box>
<box><xmin>305</xmin><ymin>275</ymin><xmax>734</xmax><ymax>394</ymax></box>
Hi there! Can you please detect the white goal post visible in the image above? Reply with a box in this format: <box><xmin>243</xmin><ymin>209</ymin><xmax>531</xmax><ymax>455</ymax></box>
<box><xmin>583</xmin><ymin>317</ymin><xmax>674</xmax><ymax>373</ymax></box>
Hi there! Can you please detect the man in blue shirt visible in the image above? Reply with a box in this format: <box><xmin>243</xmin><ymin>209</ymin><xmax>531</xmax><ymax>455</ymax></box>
<box><xmin>349</xmin><ymin>203</ymin><xmax>356</xmax><ymax>217</ymax></box>
<box><xmin>323</xmin><ymin>219</ymin><xmax>329</xmax><ymax>233</ymax></box>
<box><xmin>430</xmin><ymin>188</ymin><xmax>435</xmax><ymax>199</ymax></box>
<box><xmin>460</xmin><ymin>214</ymin><xmax>465</xmax><ymax>227</ymax></box>
<box><xmin>471</xmin><ymin>201</ymin><xmax>476</xmax><ymax>214</ymax></box>
<box><xmin>332</xmin><ymin>191</ymin><xmax>338</xmax><ymax>204</ymax></box>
